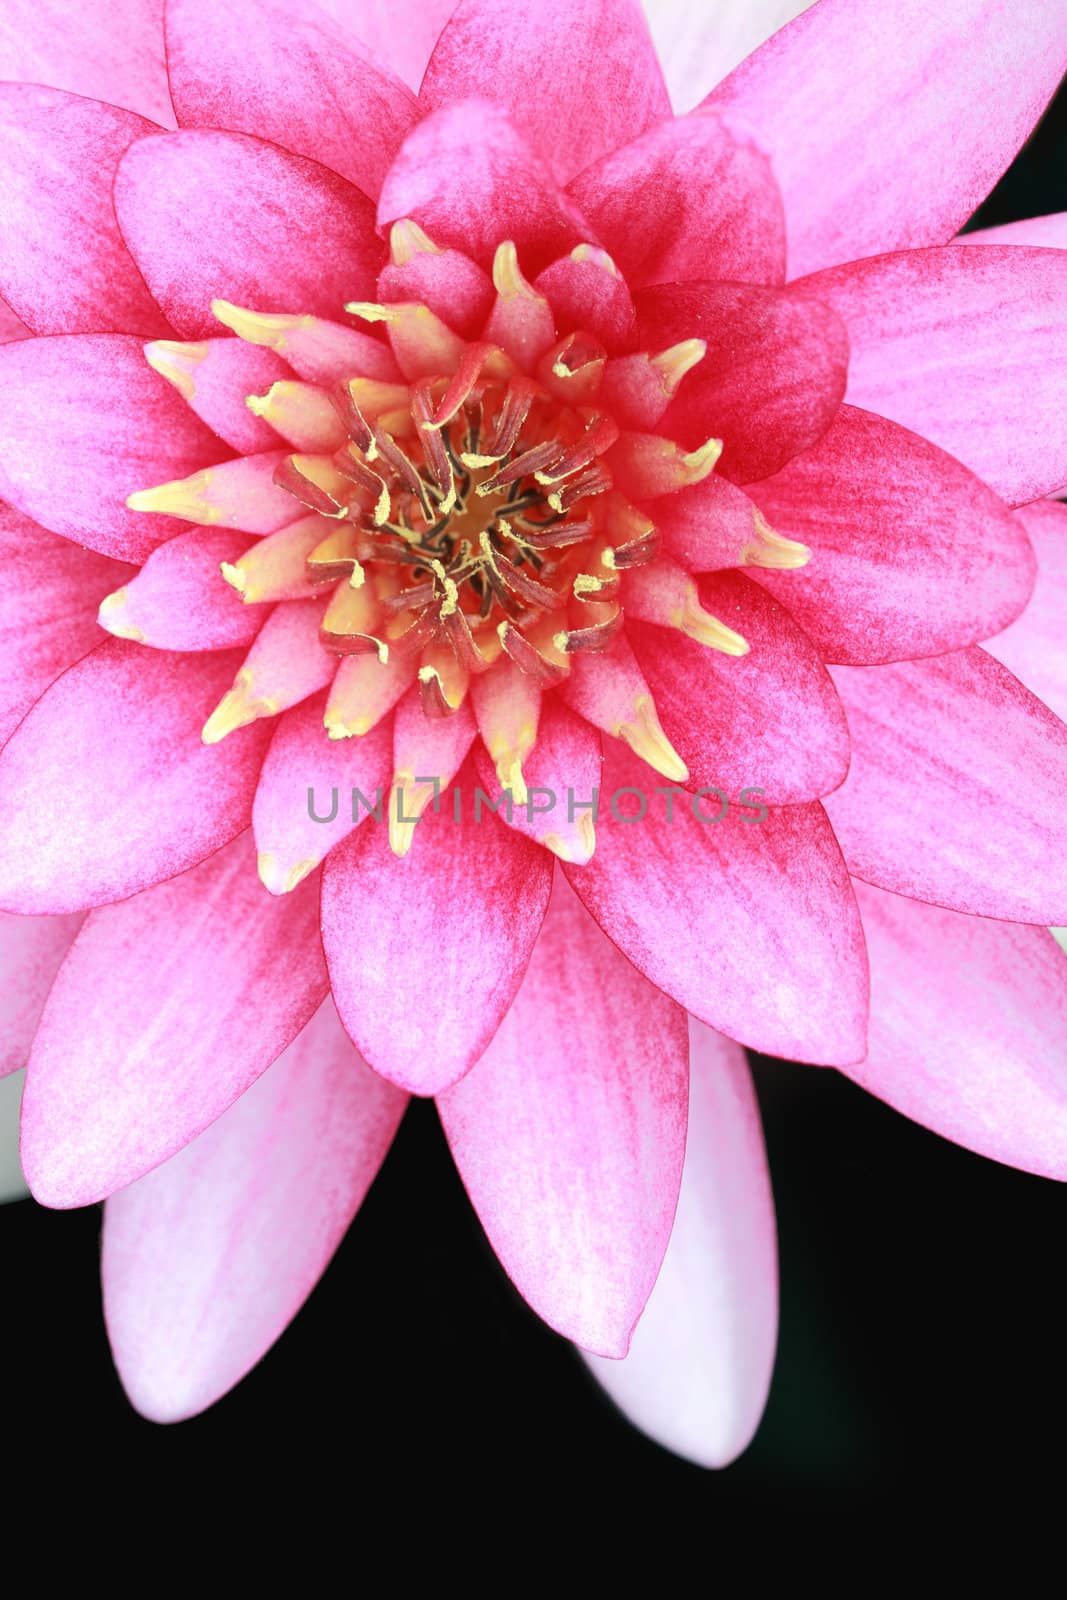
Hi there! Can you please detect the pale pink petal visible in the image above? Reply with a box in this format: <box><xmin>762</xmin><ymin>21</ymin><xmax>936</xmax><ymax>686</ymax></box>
<box><xmin>635</xmin><ymin>281</ymin><xmax>848</xmax><ymax>483</ymax></box>
<box><xmin>627</xmin><ymin>571</ymin><xmax>850</xmax><ymax>804</ymax></box>
<box><xmin>568</xmin><ymin>115</ymin><xmax>785</xmax><ymax>288</ymax></box>
<box><xmin>438</xmin><ymin>871</ymin><xmax>688</xmax><ymax>1355</ymax></box>
<box><xmin>23</xmin><ymin>832</ymin><xmax>327</xmax><ymax>1207</ymax></box>
<box><xmin>0</xmin><ymin>640</ymin><xmax>272</xmax><ymax>914</ymax></box>
<box><xmin>705</xmin><ymin>0</ymin><xmax>1067</xmax><ymax>277</ymax></box>
<box><xmin>0</xmin><ymin>85</ymin><xmax>169</xmax><ymax>337</ymax></box>
<box><xmin>316</xmin><ymin>0</ymin><xmax>455</xmax><ymax>92</ymax></box>
<box><xmin>984</xmin><ymin>500</ymin><xmax>1067</xmax><ymax>722</ymax></box>
<box><xmin>565</xmin><ymin>741</ymin><xmax>868</xmax><ymax>1065</ymax></box>
<box><xmin>582</xmin><ymin>1017</ymin><xmax>777</xmax><ymax>1469</ymax></box>
<box><xmin>534</xmin><ymin>253</ymin><xmax>637</xmax><ymax>353</ymax></box>
<box><xmin>102</xmin><ymin>996</ymin><xmax>407</xmax><ymax>1422</ymax></box>
<box><xmin>824</xmin><ymin>650</ymin><xmax>1067</xmax><ymax>923</ymax></box>
<box><xmin>96</xmin><ymin>527</ymin><xmax>261</xmax><ymax>652</ymax></box>
<box><xmin>0</xmin><ymin>299</ymin><xmax>31</xmax><ymax>344</ymax></box>
<box><xmin>377</xmin><ymin>101</ymin><xmax>591</xmax><ymax>275</ymax></box>
<box><xmin>166</xmin><ymin>0</ymin><xmax>418</xmax><ymax>199</ymax></box>
<box><xmin>751</xmin><ymin>405</ymin><xmax>1036</xmax><ymax>662</ymax></box>
<box><xmin>848</xmin><ymin>880</ymin><xmax>1067</xmax><ymax>1179</ymax></box>
<box><xmin>960</xmin><ymin>212</ymin><xmax>1067</xmax><ymax>247</ymax></box>
<box><xmin>420</xmin><ymin>0</ymin><xmax>670</xmax><ymax>185</ymax></box>
<box><xmin>0</xmin><ymin>910</ymin><xmax>84</xmax><ymax>1077</ymax></box>
<box><xmin>253</xmin><ymin>691</ymin><xmax>393</xmax><ymax>893</ymax></box>
<box><xmin>0</xmin><ymin>502</ymin><xmax>133</xmax><ymax>748</ymax></box>
<box><xmin>0</xmin><ymin>0</ymin><xmax>173</xmax><ymax>125</ymax></box>
<box><xmin>791</xmin><ymin>245</ymin><xmax>1067</xmax><ymax>505</ymax></box>
<box><xmin>640</xmin><ymin>0</ymin><xmax>814</xmax><ymax>112</ymax></box>
<box><xmin>115</xmin><ymin>130</ymin><xmax>385</xmax><ymax>337</ymax></box>
<box><xmin>322</xmin><ymin>764</ymin><xmax>553</xmax><ymax>1092</ymax></box>
<box><xmin>0</xmin><ymin>334</ymin><xmax>229</xmax><ymax>562</ymax></box>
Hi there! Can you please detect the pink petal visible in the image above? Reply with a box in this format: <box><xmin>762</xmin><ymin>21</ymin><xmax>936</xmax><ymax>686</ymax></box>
<box><xmin>377</xmin><ymin>101</ymin><xmax>591</xmax><ymax>276</ymax></box>
<box><xmin>22</xmin><ymin>831</ymin><xmax>328</xmax><ymax>1207</ymax></box>
<box><xmin>97</xmin><ymin>526</ymin><xmax>261</xmax><ymax>652</ymax></box>
<box><xmin>582</xmin><ymin>1017</ymin><xmax>777</xmax><ymax>1468</ymax></box>
<box><xmin>568</xmin><ymin>114</ymin><xmax>785</xmax><ymax>288</ymax></box>
<box><xmin>0</xmin><ymin>298</ymin><xmax>31</xmax><ymax>344</ymax></box>
<box><xmin>0</xmin><ymin>0</ymin><xmax>173</xmax><ymax>125</ymax></box>
<box><xmin>791</xmin><ymin>245</ymin><xmax>1067</xmax><ymax>506</ymax></box>
<box><xmin>960</xmin><ymin>212</ymin><xmax>1067</xmax><ymax>248</ymax></box>
<box><xmin>115</xmin><ymin>130</ymin><xmax>385</xmax><ymax>338</ymax></box>
<box><xmin>705</xmin><ymin>0</ymin><xmax>1067</xmax><ymax>277</ymax></box>
<box><xmin>0</xmin><ymin>502</ymin><xmax>133</xmax><ymax>749</ymax></box>
<box><xmin>0</xmin><ymin>334</ymin><xmax>229</xmax><ymax>562</ymax></box>
<box><xmin>0</xmin><ymin>1070</ymin><xmax>28</xmax><ymax>1203</ymax></box>
<box><xmin>0</xmin><ymin>85</ymin><xmax>170</xmax><ymax>338</ymax></box>
<box><xmin>627</xmin><ymin>571</ymin><xmax>850</xmax><ymax>804</ymax></box>
<box><xmin>0</xmin><ymin>639</ymin><xmax>272</xmax><ymax>915</ymax></box>
<box><xmin>0</xmin><ymin>910</ymin><xmax>83</xmax><ymax>1078</ymax></box>
<box><xmin>641</xmin><ymin>0</ymin><xmax>814</xmax><ymax>113</ymax></box>
<box><xmin>145</xmin><ymin>336</ymin><xmax>292</xmax><ymax>454</ymax></box>
<box><xmin>102</xmin><ymin>995</ymin><xmax>407</xmax><ymax>1421</ymax></box>
<box><xmin>751</xmin><ymin>405</ymin><xmax>1036</xmax><ymax>662</ymax></box>
<box><xmin>848</xmin><ymin>880</ymin><xmax>1067</xmax><ymax>1179</ymax></box>
<box><xmin>322</xmin><ymin>762</ymin><xmax>553</xmax><ymax>1093</ymax></box>
<box><xmin>534</xmin><ymin>253</ymin><xmax>637</xmax><ymax>353</ymax></box>
<box><xmin>824</xmin><ymin>649</ymin><xmax>1067</xmax><ymax>923</ymax></box>
<box><xmin>438</xmin><ymin>870</ymin><xmax>688</xmax><ymax>1355</ymax></box>
<box><xmin>377</xmin><ymin>242</ymin><xmax>494</xmax><ymax>341</ymax></box>
<box><xmin>166</xmin><ymin>0</ymin><xmax>418</xmax><ymax>199</ymax></box>
<box><xmin>565</xmin><ymin>740</ymin><xmax>868</xmax><ymax>1065</ymax></box>
<box><xmin>420</xmin><ymin>0</ymin><xmax>670</xmax><ymax>185</ymax></box>
<box><xmin>653</xmin><ymin>474</ymin><xmax>770</xmax><ymax>572</ymax></box>
<box><xmin>984</xmin><ymin>500</ymin><xmax>1067</xmax><ymax>722</ymax></box>
<box><xmin>253</xmin><ymin>691</ymin><xmax>393</xmax><ymax>894</ymax></box>
<box><xmin>316</xmin><ymin>0</ymin><xmax>456</xmax><ymax>92</ymax></box>
<box><xmin>635</xmin><ymin>281</ymin><xmax>848</xmax><ymax>483</ymax></box>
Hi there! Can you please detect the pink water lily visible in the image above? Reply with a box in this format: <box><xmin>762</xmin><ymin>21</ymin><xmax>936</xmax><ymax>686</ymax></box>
<box><xmin>0</xmin><ymin>0</ymin><xmax>1066</xmax><ymax>1466</ymax></box>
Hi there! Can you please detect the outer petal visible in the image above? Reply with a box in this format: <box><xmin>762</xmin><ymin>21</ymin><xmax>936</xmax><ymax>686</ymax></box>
<box><xmin>0</xmin><ymin>0</ymin><xmax>173</xmax><ymax>125</ymax></box>
<box><xmin>166</xmin><ymin>0</ymin><xmax>418</xmax><ymax>198</ymax></box>
<box><xmin>0</xmin><ymin>639</ymin><xmax>272</xmax><ymax>915</ymax></box>
<box><xmin>626</xmin><ymin>572</ymin><xmax>851</xmax><ymax>804</ymax></box>
<box><xmin>960</xmin><ymin>212</ymin><xmax>1067</xmax><ymax>248</ymax></box>
<box><xmin>635</xmin><ymin>282</ymin><xmax>848</xmax><ymax>483</ymax></box>
<box><xmin>102</xmin><ymin>996</ymin><xmax>407</xmax><ymax>1422</ymax></box>
<box><xmin>0</xmin><ymin>910</ymin><xmax>83</xmax><ymax>1077</ymax></box>
<box><xmin>640</xmin><ymin>0</ymin><xmax>814</xmax><ymax>113</ymax></box>
<box><xmin>96</xmin><ymin>526</ymin><xmax>262</xmax><ymax>651</ymax></box>
<box><xmin>565</xmin><ymin>741</ymin><xmax>869</xmax><ymax>1065</ymax></box>
<box><xmin>824</xmin><ymin>650</ymin><xmax>1067</xmax><ymax>923</ymax></box>
<box><xmin>0</xmin><ymin>334</ymin><xmax>229</xmax><ymax>561</ymax></box>
<box><xmin>420</xmin><ymin>0</ymin><xmax>670</xmax><ymax>186</ymax></box>
<box><xmin>316</xmin><ymin>0</ymin><xmax>455</xmax><ymax>92</ymax></box>
<box><xmin>751</xmin><ymin>406</ymin><xmax>1036</xmax><ymax>662</ymax></box>
<box><xmin>438</xmin><ymin>870</ymin><xmax>689</xmax><ymax>1356</ymax></box>
<box><xmin>0</xmin><ymin>85</ymin><xmax>169</xmax><ymax>337</ymax></box>
<box><xmin>704</xmin><ymin>0</ymin><xmax>1067</xmax><ymax>277</ymax></box>
<box><xmin>848</xmin><ymin>881</ymin><xmax>1067</xmax><ymax>1179</ymax></box>
<box><xmin>568</xmin><ymin>115</ymin><xmax>785</xmax><ymax>288</ymax></box>
<box><xmin>253</xmin><ymin>691</ymin><xmax>393</xmax><ymax>894</ymax></box>
<box><xmin>582</xmin><ymin>1017</ymin><xmax>777</xmax><ymax>1469</ymax></box>
<box><xmin>377</xmin><ymin>101</ymin><xmax>591</xmax><ymax>276</ymax></box>
<box><xmin>985</xmin><ymin>501</ymin><xmax>1067</xmax><ymax>722</ymax></box>
<box><xmin>322</xmin><ymin>765</ymin><xmax>553</xmax><ymax>1093</ymax></box>
<box><xmin>791</xmin><ymin>246</ymin><xmax>1067</xmax><ymax>505</ymax></box>
<box><xmin>0</xmin><ymin>503</ymin><xmax>133</xmax><ymax>748</ymax></box>
<box><xmin>21</xmin><ymin>831</ymin><xmax>328</xmax><ymax>1207</ymax></box>
<box><xmin>115</xmin><ymin>130</ymin><xmax>385</xmax><ymax>338</ymax></box>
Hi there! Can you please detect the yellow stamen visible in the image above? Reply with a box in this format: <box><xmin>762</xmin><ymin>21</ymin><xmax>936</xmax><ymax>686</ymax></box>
<box><xmin>126</xmin><ymin>472</ymin><xmax>216</xmax><ymax>521</ymax></box>
<box><xmin>144</xmin><ymin>339</ymin><xmax>209</xmax><ymax>400</ymax></box>
<box><xmin>257</xmin><ymin>851</ymin><xmax>318</xmax><ymax>896</ymax></box>
<box><xmin>743</xmin><ymin>509</ymin><xmax>811</xmax><ymax>570</ymax></box>
<box><xmin>202</xmin><ymin>671</ymin><xmax>277</xmax><ymax>744</ymax></box>
<box><xmin>389</xmin><ymin>219</ymin><xmax>441</xmax><ymax>265</ymax></box>
<box><xmin>673</xmin><ymin>584</ymin><xmax>750</xmax><ymax>655</ymax></box>
<box><xmin>543</xmin><ymin>813</ymin><xmax>597</xmax><ymax>865</ymax></box>
<box><xmin>491</xmin><ymin>240</ymin><xmax>539</xmax><ymax>300</ymax></box>
<box><xmin>650</xmin><ymin>338</ymin><xmax>707</xmax><ymax>397</ymax></box>
<box><xmin>96</xmin><ymin>588</ymin><xmax>146</xmax><ymax>643</ymax></box>
<box><xmin>211</xmin><ymin>299</ymin><xmax>314</xmax><ymax>348</ymax></box>
<box><xmin>616</xmin><ymin>696</ymin><xmax>689</xmax><ymax>783</ymax></box>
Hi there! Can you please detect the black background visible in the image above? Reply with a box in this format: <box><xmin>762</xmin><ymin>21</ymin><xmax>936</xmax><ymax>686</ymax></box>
<box><xmin>2</xmin><ymin>75</ymin><xmax>1066</xmax><ymax>1520</ymax></box>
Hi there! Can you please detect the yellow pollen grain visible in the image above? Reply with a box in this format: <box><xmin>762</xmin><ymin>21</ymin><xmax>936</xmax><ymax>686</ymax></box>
<box><xmin>389</xmin><ymin>218</ymin><xmax>441</xmax><ymax>265</ymax></box>
<box><xmin>96</xmin><ymin>588</ymin><xmax>146</xmax><ymax>643</ymax></box>
<box><xmin>616</xmin><ymin>697</ymin><xmax>689</xmax><ymax>783</ymax></box>
<box><xmin>144</xmin><ymin>339</ymin><xmax>209</xmax><ymax>399</ymax></box>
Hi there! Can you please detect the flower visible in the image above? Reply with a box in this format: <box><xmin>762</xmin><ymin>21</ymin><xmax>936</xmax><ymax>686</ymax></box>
<box><xmin>0</xmin><ymin>0</ymin><xmax>1066</xmax><ymax>1465</ymax></box>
